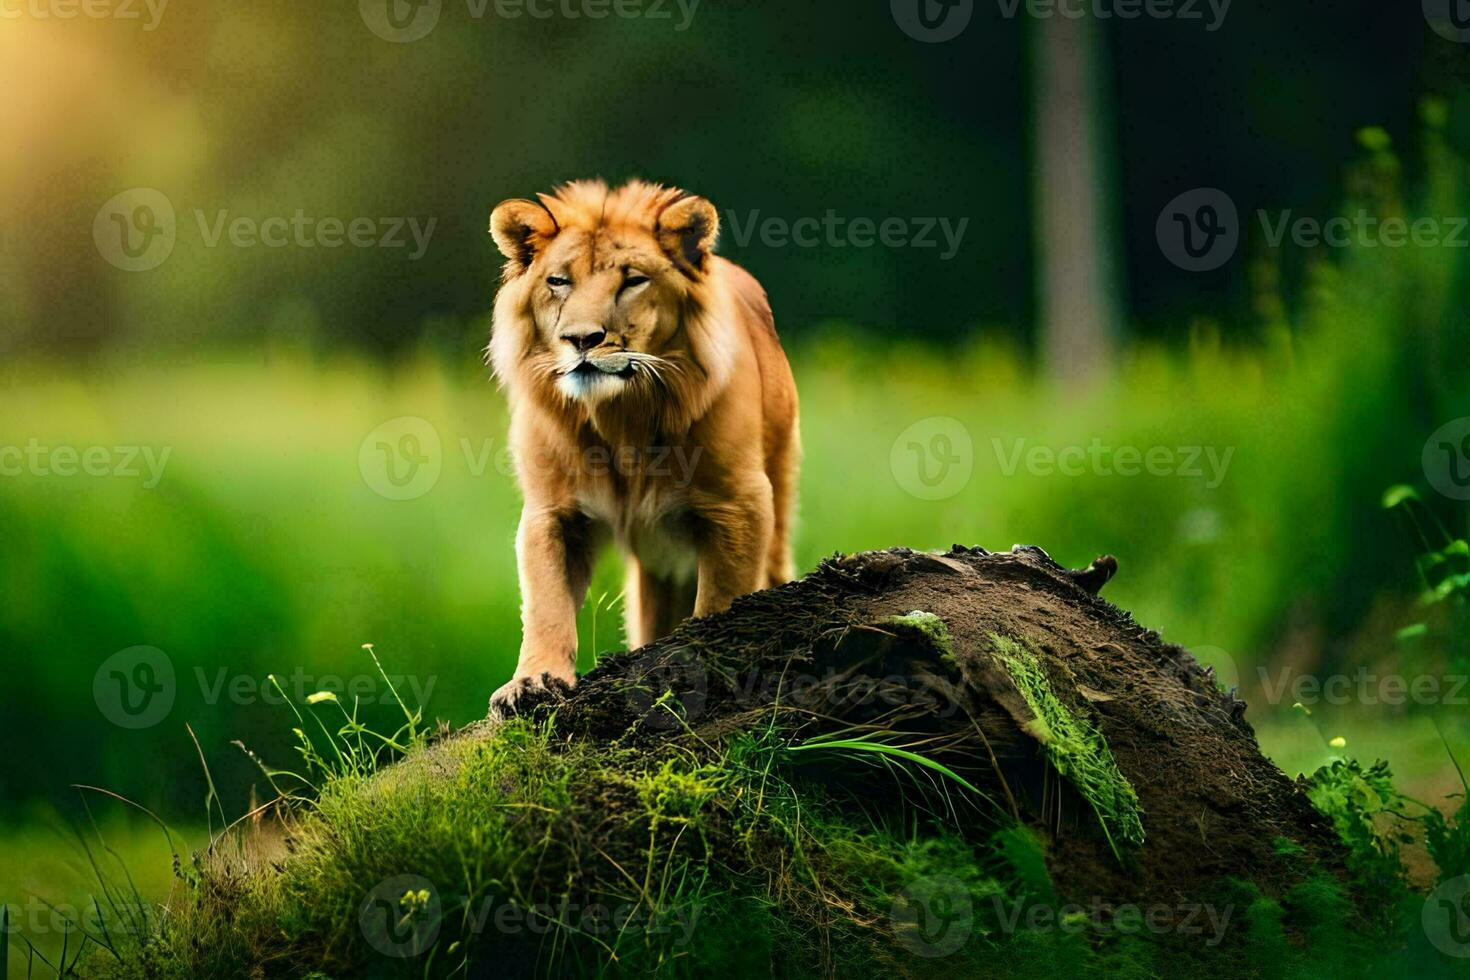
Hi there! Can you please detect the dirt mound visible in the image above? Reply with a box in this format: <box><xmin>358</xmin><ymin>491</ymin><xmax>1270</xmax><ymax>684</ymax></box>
<box><xmin>90</xmin><ymin>545</ymin><xmax>1366</xmax><ymax>979</ymax></box>
<box><xmin>515</xmin><ymin>544</ymin><xmax>1345</xmax><ymax>908</ymax></box>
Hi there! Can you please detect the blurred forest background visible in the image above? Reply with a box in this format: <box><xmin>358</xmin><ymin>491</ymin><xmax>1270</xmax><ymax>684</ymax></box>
<box><xmin>3</xmin><ymin>0</ymin><xmax>1470</xmax><ymax>943</ymax></box>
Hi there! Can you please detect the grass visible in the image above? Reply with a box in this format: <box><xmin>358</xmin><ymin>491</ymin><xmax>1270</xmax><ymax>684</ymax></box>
<box><xmin>69</xmin><ymin>708</ymin><xmax>1023</xmax><ymax>978</ymax></box>
<box><xmin>0</xmin><ymin>319</ymin><xmax>1457</xmax><ymax>827</ymax></box>
<box><xmin>989</xmin><ymin>634</ymin><xmax>1145</xmax><ymax>860</ymax></box>
<box><xmin>0</xmin><ymin>816</ymin><xmax>206</xmax><ymax>978</ymax></box>
<box><xmin>39</xmin><ymin>660</ymin><xmax>1470</xmax><ymax>979</ymax></box>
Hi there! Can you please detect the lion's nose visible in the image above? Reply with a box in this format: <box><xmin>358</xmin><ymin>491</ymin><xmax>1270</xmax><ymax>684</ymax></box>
<box><xmin>560</xmin><ymin>326</ymin><xmax>606</xmax><ymax>352</ymax></box>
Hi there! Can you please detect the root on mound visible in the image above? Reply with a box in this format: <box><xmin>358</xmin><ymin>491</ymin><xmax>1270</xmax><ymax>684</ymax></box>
<box><xmin>93</xmin><ymin>546</ymin><xmax>1369</xmax><ymax>980</ymax></box>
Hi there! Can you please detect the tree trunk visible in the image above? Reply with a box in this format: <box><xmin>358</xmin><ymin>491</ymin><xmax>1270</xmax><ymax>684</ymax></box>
<box><xmin>1032</xmin><ymin>14</ymin><xmax>1122</xmax><ymax>384</ymax></box>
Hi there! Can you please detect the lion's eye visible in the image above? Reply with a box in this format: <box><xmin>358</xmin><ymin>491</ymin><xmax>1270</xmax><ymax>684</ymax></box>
<box><xmin>546</xmin><ymin>275</ymin><xmax>571</xmax><ymax>288</ymax></box>
<box><xmin>623</xmin><ymin>274</ymin><xmax>650</xmax><ymax>290</ymax></box>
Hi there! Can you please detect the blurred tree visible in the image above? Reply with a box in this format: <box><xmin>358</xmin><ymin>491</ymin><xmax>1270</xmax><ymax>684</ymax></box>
<box><xmin>0</xmin><ymin>0</ymin><xmax>1437</xmax><ymax>355</ymax></box>
<box><xmin>1032</xmin><ymin>12</ymin><xmax>1122</xmax><ymax>384</ymax></box>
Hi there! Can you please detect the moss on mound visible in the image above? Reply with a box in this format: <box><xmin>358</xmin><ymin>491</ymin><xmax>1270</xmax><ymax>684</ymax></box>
<box><xmin>990</xmin><ymin>633</ymin><xmax>1144</xmax><ymax>859</ymax></box>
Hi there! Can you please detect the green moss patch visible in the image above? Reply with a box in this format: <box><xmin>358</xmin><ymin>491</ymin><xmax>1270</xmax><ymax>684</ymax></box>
<box><xmin>990</xmin><ymin>633</ymin><xmax>1145</xmax><ymax>858</ymax></box>
<box><xmin>883</xmin><ymin>610</ymin><xmax>954</xmax><ymax>659</ymax></box>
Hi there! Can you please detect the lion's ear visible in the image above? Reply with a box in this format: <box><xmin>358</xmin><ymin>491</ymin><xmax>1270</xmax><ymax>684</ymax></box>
<box><xmin>489</xmin><ymin>199</ymin><xmax>558</xmax><ymax>275</ymax></box>
<box><xmin>656</xmin><ymin>195</ymin><xmax>719</xmax><ymax>273</ymax></box>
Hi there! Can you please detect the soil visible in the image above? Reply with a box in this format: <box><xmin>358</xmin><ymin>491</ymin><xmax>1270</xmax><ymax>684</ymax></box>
<box><xmin>503</xmin><ymin>545</ymin><xmax>1348</xmax><ymax>911</ymax></box>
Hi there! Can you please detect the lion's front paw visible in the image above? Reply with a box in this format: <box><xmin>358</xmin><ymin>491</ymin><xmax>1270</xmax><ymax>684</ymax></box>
<box><xmin>488</xmin><ymin>671</ymin><xmax>574</xmax><ymax>721</ymax></box>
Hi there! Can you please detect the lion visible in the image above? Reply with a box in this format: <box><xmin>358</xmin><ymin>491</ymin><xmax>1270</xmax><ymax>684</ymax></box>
<box><xmin>485</xmin><ymin>179</ymin><xmax>799</xmax><ymax>719</ymax></box>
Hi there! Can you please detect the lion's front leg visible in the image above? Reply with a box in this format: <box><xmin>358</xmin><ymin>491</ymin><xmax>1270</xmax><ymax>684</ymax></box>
<box><xmin>489</xmin><ymin>507</ymin><xmax>597</xmax><ymax>720</ymax></box>
<box><xmin>626</xmin><ymin>558</ymin><xmax>698</xmax><ymax>649</ymax></box>
<box><xmin>691</xmin><ymin>482</ymin><xmax>774</xmax><ymax>619</ymax></box>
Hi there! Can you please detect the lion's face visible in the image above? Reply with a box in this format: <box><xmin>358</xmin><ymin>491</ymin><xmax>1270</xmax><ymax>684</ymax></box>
<box><xmin>527</xmin><ymin>225</ymin><xmax>683</xmax><ymax>402</ymax></box>
<box><xmin>489</xmin><ymin>180</ymin><xmax>721</xmax><ymax>408</ymax></box>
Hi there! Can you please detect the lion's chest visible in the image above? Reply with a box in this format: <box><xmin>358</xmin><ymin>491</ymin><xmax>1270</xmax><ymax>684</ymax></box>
<box><xmin>576</xmin><ymin>481</ymin><xmax>698</xmax><ymax>583</ymax></box>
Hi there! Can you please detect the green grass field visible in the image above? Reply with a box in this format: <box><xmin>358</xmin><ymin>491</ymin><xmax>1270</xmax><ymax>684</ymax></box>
<box><xmin>1</xmin><ymin>306</ymin><xmax>1463</xmax><ymax>786</ymax></box>
<box><xmin>0</xmin><ymin>328</ymin><xmax>1445</xmax><ymax>816</ymax></box>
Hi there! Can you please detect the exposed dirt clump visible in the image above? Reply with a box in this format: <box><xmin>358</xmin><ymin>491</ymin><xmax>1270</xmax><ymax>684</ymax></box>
<box><xmin>513</xmin><ymin>544</ymin><xmax>1346</xmax><ymax>909</ymax></box>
